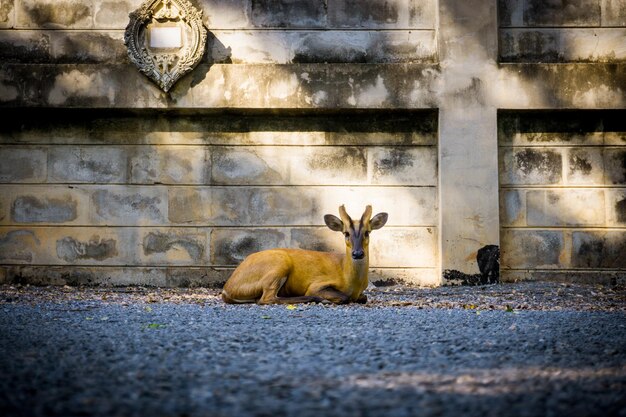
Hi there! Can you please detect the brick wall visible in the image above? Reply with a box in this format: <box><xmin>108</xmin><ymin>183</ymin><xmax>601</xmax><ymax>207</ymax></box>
<box><xmin>499</xmin><ymin>111</ymin><xmax>626</xmax><ymax>283</ymax></box>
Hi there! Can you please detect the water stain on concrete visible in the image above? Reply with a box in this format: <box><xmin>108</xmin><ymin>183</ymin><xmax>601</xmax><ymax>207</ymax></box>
<box><xmin>569</xmin><ymin>153</ymin><xmax>593</xmax><ymax>176</ymax></box>
<box><xmin>23</xmin><ymin>1</ymin><xmax>91</xmax><ymax>27</ymax></box>
<box><xmin>56</xmin><ymin>236</ymin><xmax>117</xmax><ymax>262</ymax></box>
<box><xmin>11</xmin><ymin>196</ymin><xmax>77</xmax><ymax>223</ymax></box>
<box><xmin>617</xmin><ymin>198</ymin><xmax>626</xmax><ymax>223</ymax></box>
<box><xmin>0</xmin><ymin>230</ymin><xmax>39</xmax><ymax>262</ymax></box>
<box><xmin>143</xmin><ymin>232</ymin><xmax>204</xmax><ymax>262</ymax></box>
<box><xmin>515</xmin><ymin>148</ymin><xmax>562</xmax><ymax>181</ymax></box>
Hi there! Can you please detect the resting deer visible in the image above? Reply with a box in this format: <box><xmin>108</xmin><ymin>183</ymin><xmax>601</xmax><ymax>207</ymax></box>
<box><xmin>222</xmin><ymin>205</ymin><xmax>388</xmax><ymax>305</ymax></box>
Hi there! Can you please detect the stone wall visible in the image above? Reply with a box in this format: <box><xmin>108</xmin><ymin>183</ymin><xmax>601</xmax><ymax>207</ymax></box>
<box><xmin>499</xmin><ymin>0</ymin><xmax>626</xmax><ymax>62</ymax></box>
<box><xmin>0</xmin><ymin>109</ymin><xmax>439</xmax><ymax>286</ymax></box>
<box><xmin>0</xmin><ymin>0</ymin><xmax>625</xmax><ymax>287</ymax></box>
<box><xmin>499</xmin><ymin>111</ymin><xmax>626</xmax><ymax>284</ymax></box>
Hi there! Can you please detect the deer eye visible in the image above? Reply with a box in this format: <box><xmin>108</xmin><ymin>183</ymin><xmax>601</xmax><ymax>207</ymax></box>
<box><xmin>364</xmin><ymin>231</ymin><xmax>370</xmax><ymax>238</ymax></box>
<box><xmin>344</xmin><ymin>232</ymin><xmax>350</xmax><ymax>238</ymax></box>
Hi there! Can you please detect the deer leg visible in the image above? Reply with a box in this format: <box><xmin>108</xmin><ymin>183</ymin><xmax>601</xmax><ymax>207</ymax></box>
<box><xmin>257</xmin><ymin>276</ymin><xmax>325</xmax><ymax>305</ymax></box>
<box><xmin>308</xmin><ymin>286</ymin><xmax>350</xmax><ymax>305</ymax></box>
<box><xmin>355</xmin><ymin>293</ymin><xmax>367</xmax><ymax>304</ymax></box>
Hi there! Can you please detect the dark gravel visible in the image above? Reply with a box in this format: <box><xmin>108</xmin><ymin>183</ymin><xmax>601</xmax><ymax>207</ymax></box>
<box><xmin>1</xmin><ymin>283</ymin><xmax>625</xmax><ymax>417</ymax></box>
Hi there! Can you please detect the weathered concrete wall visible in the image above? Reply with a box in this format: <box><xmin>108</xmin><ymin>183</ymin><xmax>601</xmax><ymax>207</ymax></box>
<box><xmin>0</xmin><ymin>0</ymin><xmax>625</xmax><ymax>287</ymax></box>
<box><xmin>499</xmin><ymin>0</ymin><xmax>626</xmax><ymax>62</ymax></box>
<box><xmin>0</xmin><ymin>109</ymin><xmax>439</xmax><ymax>286</ymax></box>
<box><xmin>499</xmin><ymin>111</ymin><xmax>626</xmax><ymax>284</ymax></box>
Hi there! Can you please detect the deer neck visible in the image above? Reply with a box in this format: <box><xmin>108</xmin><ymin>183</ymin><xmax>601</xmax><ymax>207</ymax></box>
<box><xmin>343</xmin><ymin>250</ymin><xmax>369</xmax><ymax>285</ymax></box>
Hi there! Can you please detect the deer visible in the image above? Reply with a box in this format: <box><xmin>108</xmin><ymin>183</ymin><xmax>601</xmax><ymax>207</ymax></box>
<box><xmin>221</xmin><ymin>205</ymin><xmax>388</xmax><ymax>305</ymax></box>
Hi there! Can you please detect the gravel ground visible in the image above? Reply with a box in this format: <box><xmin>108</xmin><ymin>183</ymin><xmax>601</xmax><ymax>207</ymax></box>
<box><xmin>1</xmin><ymin>282</ymin><xmax>625</xmax><ymax>417</ymax></box>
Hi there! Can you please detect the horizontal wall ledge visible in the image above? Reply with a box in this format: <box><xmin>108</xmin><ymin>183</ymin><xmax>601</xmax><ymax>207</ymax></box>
<box><xmin>0</xmin><ymin>29</ymin><xmax>437</xmax><ymax>65</ymax></box>
<box><xmin>0</xmin><ymin>266</ymin><xmax>439</xmax><ymax>288</ymax></box>
<box><xmin>0</xmin><ymin>63</ymin><xmax>442</xmax><ymax>109</ymax></box>
<box><xmin>496</xmin><ymin>64</ymin><xmax>626</xmax><ymax>109</ymax></box>
<box><xmin>501</xmin><ymin>270</ymin><xmax>626</xmax><ymax>286</ymax></box>
<box><xmin>2</xmin><ymin>63</ymin><xmax>625</xmax><ymax>110</ymax></box>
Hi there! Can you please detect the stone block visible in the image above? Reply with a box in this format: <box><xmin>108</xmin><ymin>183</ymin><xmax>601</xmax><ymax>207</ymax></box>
<box><xmin>11</xmin><ymin>194</ymin><xmax>77</xmax><ymax>223</ymax></box>
<box><xmin>369</xmin><ymin>147</ymin><xmax>437</xmax><ymax>185</ymax></box>
<box><xmin>498</xmin><ymin>0</ymin><xmax>524</xmax><ymax>26</ymax></box>
<box><xmin>211</xmin><ymin>147</ymin><xmax>291</xmax><ymax>185</ymax></box>
<box><xmin>168</xmin><ymin>187</ymin><xmax>212</xmax><ymax>224</ymax></box>
<box><xmin>328</xmin><ymin>0</ymin><xmax>435</xmax><ymax>29</ymax></box>
<box><xmin>2</xmin><ymin>185</ymin><xmax>90</xmax><ymax>224</ymax></box>
<box><xmin>56</xmin><ymin>234</ymin><xmax>121</xmax><ymax>264</ymax></box>
<box><xmin>251</xmin><ymin>0</ymin><xmax>326</xmax><ymax>28</ymax></box>
<box><xmin>140</xmin><ymin>228</ymin><xmax>210</xmax><ymax>265</ymax></box>
<box><xmin>210</xmin><ymin>228</ymin><xmax>288</xmax><ymax>265</ymax></box>
<box><xmin>91</xmin><ymin>187</ymin><xmax>168</xmax><ymax>225</ymax></box>
<box><xmin>602</xmin><ymin>0</ymin><xmax>626</xmax><ymax>25</ymax></box>
<box><xmin>499</xmin><ymin>189</ymin><xmax>526</xmax><ymax>227</ymax></box>
<box><xmin>290</xmin><ymin>30</ymin><xmax>436</xmax><ymax>64</ymax></box>
<box><xmin>605</xmin><ymin>148</ymin><xmax>626</xmax><ymax>185</ymax></box>
<box><xmin>500</xmin><ymin>148</ymin><xmax>563</xmax><ymax>185</ymax></box>
<box><xmin>369</xmin><ymin>268</ymin><xmax>439</xmax><ymax>287</ymax></box>
<box><xmin>130</xmin><ymin>146</ymin><xmax>210</xmax><ymax>184</ymax></box>
<box><xmin>245</xmin><ymin>187</ymin><xmax>317</xmax><ymax>225</ymax></box>
<box><xmin>523</xmin><ymin>0</ymin><xmax>601</xmax><ymax>26</ymax></box>
<box><xmin>0</xmin><ymin>147</ymin><xmax>46</xmax><ymax>182</ymax></box>
<box><xmin>499</xmin><ymin>28</ymin><xmax>626</xmax><ymax>63</ymax></box>
<box><xmin>572</xmin><ymin>231</ymin><xmax>626</xmax><ymax>268</ymax></box>
<box><xmin>566</xmin><ymin>148</ymin><xmax>604</xmax><ymax>185</ymax></box>
<box><xmin>93</xmin><ymin>0</ymin><xmax>143</xmax><ymax>29</ymax></box>
<box><xmin>50</xmin><ymin>31</ymin><xmax>127</xmax><ymax>63</ymax></box>
<box><xmin>290</xmin><ymin>227</ymin><xmax>344</xmax><ymax>253</ymax></box>
<box><xmin>500</xmin><ymin>230</ymin><xmax>565</xmax><ymax>269</ymax></box>
<box><xmin>213</xmin><ymin>30</ymin><xmax>436</xmax><ymax>64</ymax></box>
<box><xmin>314</xmin><ymin>186</ymin><xmax>438</xmax><ymax>226</ymax></box>
<box><xmin>290</xmin><ymin>146</ymin><xmax>367</xmax><ymax>185</ymax></box>
<box><xmin>369</xmin><ymin>227</ymin><xmax>437</xmax><ymax>268</ymax></box>
<box><xmin>607</xmin><ymin>189</ymin><xmax>626</xmax><ymax>225</ymax></box>
<box><xmin>44</xmin><ymin>67</ymin><xmax>131</xmax><ymax>107</ymax></box>
<box><xmin>16</xmin><ymin>0</ymin><xmax>95</xmax><ymax>29</ymax></box>
<box><xmin>499</xmin><ymin>29</ymin><xmax>560</xmax><ymax>62</ymax></box>
<box><xmin>0</xmin><ymin>227</ymin><xmax>133</xmax><ymax>265</ymax></box>
<box><xmin>0</xmin><ymin>30</ymin><xmax>50</xmax><ymax>62</ymax></box>
<box><xmin>0</xmin><ymin>64</ymin><xmax>44</xmax><ymax>105</ymax></box>
<box><xmin>527</xmin><ymin>190</ymin><xmax>605</xmax><ymax>226</ymax></box>
<box><xmin>0</xmin><ymin>0</ymin><xmax>14</xmax><ymax>28</ymax></box>
<box><xmin>0</xmin><ymin>229</ymin><xmax>39</xmax><ymax>263</ymax></box>
<box><xmin>200</xmin><ymin>0</ymin><xmax>250</xmax><ymax>29</ymax></box>
<box><xmin>49</xmin><ymin>146</ymin><xmax>127</xmax><ymax>183</ymax></box>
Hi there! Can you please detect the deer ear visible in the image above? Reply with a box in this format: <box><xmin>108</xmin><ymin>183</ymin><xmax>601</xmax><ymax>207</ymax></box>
<box><xmin>324</xmin><ymin>214</ymin><xmax>344</xmax><ymax>232</ymax></box>
<box><xmin>370</xmin><ymin>213</ymin><xmax>388</xmax><ymax>230</ymax></box>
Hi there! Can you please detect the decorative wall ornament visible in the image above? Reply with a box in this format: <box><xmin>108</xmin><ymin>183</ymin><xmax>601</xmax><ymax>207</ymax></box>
<box><xmin>124</xmin><ymin>0</ymin><xmax>207</xmax><ymax>92</ymax></box>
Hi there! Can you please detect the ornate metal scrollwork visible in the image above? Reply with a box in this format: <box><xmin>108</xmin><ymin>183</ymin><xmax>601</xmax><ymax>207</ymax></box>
<box><xmin>124</xmin><ymin>0</ymin><xmax>207</xmax><ymax>92</ymax></box>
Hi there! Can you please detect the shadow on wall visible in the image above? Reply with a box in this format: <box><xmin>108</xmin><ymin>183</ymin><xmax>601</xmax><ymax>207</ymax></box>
<box><xmin>0</xmin><ymin>107</ymin><xmax>440</xmax><ymax>287</ymax></box>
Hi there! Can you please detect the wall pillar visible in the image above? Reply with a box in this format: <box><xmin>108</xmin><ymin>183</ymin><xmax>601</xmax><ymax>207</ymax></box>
<box><xmin>437</xmin><ymin>0</ymin><xmax>500</xmax><ymax>277</ymax></box>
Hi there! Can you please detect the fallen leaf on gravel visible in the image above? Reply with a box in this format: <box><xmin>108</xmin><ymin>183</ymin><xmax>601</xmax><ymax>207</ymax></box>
<box><xmin>261</xmin><ymin>315</ymin><xmax>271</xmax><ymax>319</ymax></box>
<box><xmin>286</xmin><ymin>305</ymin><xmax>297</xmax><ymax>310</ymax></box>
<box><xmin>145</xmin><ymin>323</ymin><xmax>166</xmax><ymax>329</ymax></box>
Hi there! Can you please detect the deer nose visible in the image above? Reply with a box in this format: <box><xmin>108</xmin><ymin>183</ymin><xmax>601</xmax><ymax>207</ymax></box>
<box><xmin>352</xmin><ymin>250</ymin><xmax>365</xmax><ymax>260</ymax></box>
